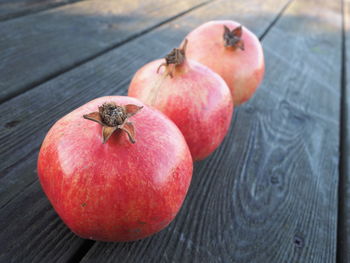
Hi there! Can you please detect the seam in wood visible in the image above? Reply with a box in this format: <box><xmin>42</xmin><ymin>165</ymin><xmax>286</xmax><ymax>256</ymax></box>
<box><xmin>337</xmin><ymin>0</ymin><xmax>348</xmax><ymax>262</ymax></box>
<box><xmin>0</xmin><ymin>0</ymin><xmax>213</xmax><ymax>105</ymax></box>
<box><xmin>67</xmin><ymin>240</ymin><xmax>95</xmax><ymax>263</ymax></box>
<box><xmin>259</xmin><ymin>0</ymin><xmax>294</xmax><ymax>40</ymax></box>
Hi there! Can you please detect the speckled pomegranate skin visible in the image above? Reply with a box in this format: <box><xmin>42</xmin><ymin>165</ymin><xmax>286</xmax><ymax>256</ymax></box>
<box><xmin>128</xmin><ymin>60</ymin><xmax>233</xmax><ymax>161</ymax></box>
<box><xmin>37</xmin><ymin>96</ymin><xmax>193</xmax><ymax>242</ymax></box>
<box><xmin>185</xmin><ymin>20</ymin><xmax>265</xmax><ymax>105</ymax></box>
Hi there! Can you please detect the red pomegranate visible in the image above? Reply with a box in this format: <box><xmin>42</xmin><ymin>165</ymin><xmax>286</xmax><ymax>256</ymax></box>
<box><xmin>37</xmin><ymin>96</ymin><xmax>193</xmax><ymax>242</ymax></box>
<box><xmin>185</xmin><ymin>20</ymin><xmax>265</xmax><ymax>105</ymax></box>
<box><xmin>128</xmin><ymin>40</ymin><xmax>233</xmax><ymax>161</ymax></box>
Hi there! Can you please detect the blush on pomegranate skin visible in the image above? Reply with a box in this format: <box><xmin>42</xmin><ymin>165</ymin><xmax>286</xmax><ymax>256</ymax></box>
<box><xmin>128</xmin><ymin>41</ymin><xmax>233</xmax><ymax>161</ymax></box>
<box><xmin>185</xmin><ymin>20</ymin><xmax>265</xmax><ymax>105</ymax></box>
<box><xmin>37</xmin><ymin>96</ymin><xmax>193</xmax><ymax>242</ymax></box>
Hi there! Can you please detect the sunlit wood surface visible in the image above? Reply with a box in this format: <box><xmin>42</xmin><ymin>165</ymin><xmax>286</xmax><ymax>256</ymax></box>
<box><xmin>0</xmin><ymin>0</ymin><xmax>348</xmax><ymax>262</ymax></box>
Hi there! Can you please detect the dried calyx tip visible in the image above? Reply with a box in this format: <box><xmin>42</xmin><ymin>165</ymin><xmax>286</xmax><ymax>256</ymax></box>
<box><xmin>83</xmin><ymin>102</ymin><xmax>143</xmax><ymax>144</ymax></box>
<box><xmin>223</xmin><ymin>25</ymin><xmax>244</xmax><ymax>50</ymax></box>
<box><xmin>99</xmin><ymin>102</ymin><xmax>127</xmax><ymax>127</ymax></box>
<box><xmin>157</xmin><ymin>39</ymin><xmax>188</xmax><ymax>77</ymax></box>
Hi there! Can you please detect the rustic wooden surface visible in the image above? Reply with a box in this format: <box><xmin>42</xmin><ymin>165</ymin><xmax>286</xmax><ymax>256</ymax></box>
<box><xmin>0</xmin><ymin>0</ymin><xmax>346</xmax><ymax>262</ymax></box>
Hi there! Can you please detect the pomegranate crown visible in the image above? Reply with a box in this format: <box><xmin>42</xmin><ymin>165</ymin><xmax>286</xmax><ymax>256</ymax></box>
<box><xmin>157</xmin><ymin>39</ymin><xmax>188</xmax><ymax>78</ymax></box>
<box><xmin>223</xmin><ymin>25</ymin><xmax>244</xmax><ymax>50</ymax></box>
<box><xmin>83</xmin><ymin>102</ymin><xmax>143</xmax><ymax>144</ymax></box>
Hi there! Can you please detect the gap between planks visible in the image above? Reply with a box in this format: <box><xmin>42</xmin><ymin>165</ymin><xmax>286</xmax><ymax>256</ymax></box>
<box><xmin>337</xmin><ymin>0</ymin><xmax>349</xmax><ymax>262</ymax></box>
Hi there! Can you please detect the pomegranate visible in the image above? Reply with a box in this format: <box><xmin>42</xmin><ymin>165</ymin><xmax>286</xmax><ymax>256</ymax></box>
<box><xmin>128</xmin><ymin>40</ymin><xmax>233</xmax><ymax>161</ymax></box>
<box><xmin>184</xmin><ymin>20</ymin><xmax>265</xmax><ymax>105</ymax></box>
<box><xmin>37</xmin><ymin>96</ymin><xmax>193</xmax><ymax>242</ymax></box>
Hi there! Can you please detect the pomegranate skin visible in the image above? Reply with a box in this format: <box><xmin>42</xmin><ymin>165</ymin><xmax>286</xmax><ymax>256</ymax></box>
<box><xmin>185</xmin><ymin>20</ymin><xmax>265</xmax><ymax>105</ymax></box>
<box><xmin>37</xmin><ymin>96</ymin><xmax>193</xmax><ymax>242</ymax></box>
<box><xmin>128</xmin><ymin>59</ymin><xmax>233</xmax><ymax>161</ymax></box>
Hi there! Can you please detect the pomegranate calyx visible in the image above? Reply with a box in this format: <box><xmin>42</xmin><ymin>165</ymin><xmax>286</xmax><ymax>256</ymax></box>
<box><xmin>223</xmin><ymin>25</ymin><xmax>244</xmax><ymax>50</ymax></box>
<box><xmin>99</xmin><ymin>102</ymin><xmax>127</xmax><ymax>126</ymax></box>
<box><xmin>102</xmin><ymin>126</ymin><xmax>118</xmax><ymax>143</ymax></box>
<box><xmin>83</xmin><ymin>102</ymin><xmax>143</xmax><ymax>144</ymax></box>
<box><xmin>157</xmin><ymin>39</ymin><xmax>188</xmax><ymax>78</ymax></box>
<box><xmin>120</xmin><ymin>122</ymin><xmax>136</xmax><ymax>143</ymax></box>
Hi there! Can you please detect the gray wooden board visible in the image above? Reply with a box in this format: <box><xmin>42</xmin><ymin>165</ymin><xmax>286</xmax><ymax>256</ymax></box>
<box><xmin>0</xmin><ymin>180</ymin><xmax>87</xmax><ymax>263</ymax></box>
<box><xmin>0</xmin><ymin>0</ymin><xmax>210</xmax><ymax>103</ymax></box>
<box><xmin>339</xmin><ymin>0</ymin><xmax>350</xmax><ymax>262</ymax></box>
<box><xmin>82</xmin><ymin>0</ymin><xmax>342</xmax><ymax>262</ymax></box>
<box><xmin>0</xmin><ymin>0</ymin><xmax>290</xmax><ymax>261</ymax></box>
<box><xmin>0</xmin><ymin>0</ymin><xmax>84</xmax><ymax>21</ymax></box>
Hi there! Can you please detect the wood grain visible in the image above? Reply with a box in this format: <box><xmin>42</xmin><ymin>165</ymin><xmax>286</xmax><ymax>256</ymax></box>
<box><xmin>0</xmin><ymin>0</ymin><xmax>84</xmax><ymax>21</ymax></box>
<box><xmin>0</xmin><ymin>0</ymin><xmax>290</xmax><ymax>261</ymax></box>
<box><xmin>82</xmin><ymin>0</ymin><xmax>342</xmax><ymax>262</ymax></box>
<box><xmin>0</xmin><ymin>181</ymin><xmax>86</xmax><ymax>263</ymax></box>
<box><xmin>0</xmin><ymin>0</ymin><xmax>210</xmax><ymax>103</ymax></box>
<box><xmin>338</xmin><ymin>0</ymin><xmax>350</xmax><ymax>262</ymax></box>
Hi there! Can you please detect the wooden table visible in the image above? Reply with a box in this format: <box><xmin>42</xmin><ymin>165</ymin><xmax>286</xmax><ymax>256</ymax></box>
<box><xmin>0</xmin><ymin>0</ymin><xmax>349</xmax><ymax>262</ymax></box>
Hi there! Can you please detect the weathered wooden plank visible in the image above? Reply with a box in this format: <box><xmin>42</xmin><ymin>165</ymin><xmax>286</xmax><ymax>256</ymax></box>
<box><xmin>261</xmin><ymin>2</ymin><xmax>341</xmax><ymax>120</ymax></box>
<box><xmin>82</xmin><ymin>0</ymin><xmax>342</xmax><ymax>262</ymax></box>
<box><xmin>338</xmin><ymin>0</ymin><xmax>350</xmax><ymax>262</ymax></box>
<box><xmin>0</xmin><ymin>0</ymin><xmax>290</xmax><ymax>261</ymax></box>
<box><xmin>0</xmin><ymin>0</ymin><xmax>83</xmax><ymax>21</ymax></box>
<box><xmin>0</xmin><ymin>0</ymin><xmax>209</xmax><ymax>103</ymax></box>
<box><xmin>0</xmin><ymin>181</ymin><xmax>86</xmax><ymax>263</ymax></box>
